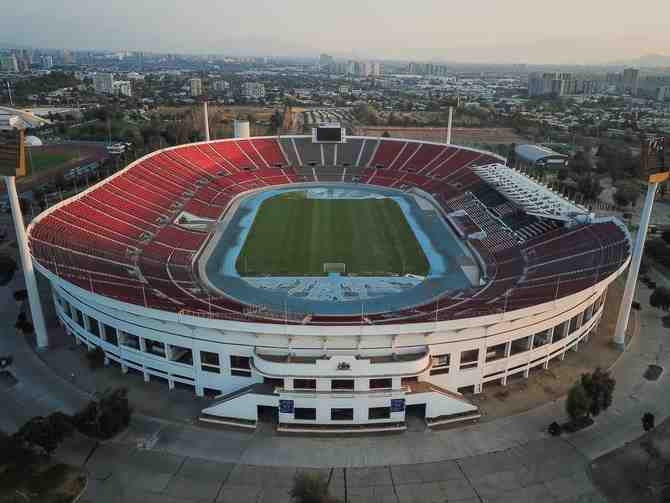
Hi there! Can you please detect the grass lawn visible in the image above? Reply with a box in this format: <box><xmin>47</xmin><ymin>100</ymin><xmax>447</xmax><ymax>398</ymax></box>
<box><xmin>27</xmin><ymin>150</ymin><xmax>80</xmax><ymax>174</ymax></box>
<box><xmin>236</xmin><ymin>192</ymin><xmax>429</xmax><ymax>276</ymax></box>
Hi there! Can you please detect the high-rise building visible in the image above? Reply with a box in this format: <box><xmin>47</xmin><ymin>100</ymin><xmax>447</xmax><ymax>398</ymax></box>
<box><xmin>212</xmin><ymin>80</ymin><xmax>230</xmax><ymax>93</ymax></box>
<box><xmin>134</xmin><ymin>51</ymin><xmax>144</xmax><ymax>70</ymax></box>
<box><xmin>241</xmin><ymin>82</ymin><xmax>265</xmax><ymax>99</ymax></box>
<box><xmin>0</xmin><ymin>54</ymin><xmax>19</xmax><ymax>73</ymax></box>
<box><xmin>622</xmin><ymin>68</ymin><xmax>640</xmax><ymax>96</ymax></box>
<box><xmin>318</xmin><ymin>53</ymin><xmax>334</xmax><ymax>70</ymax></box>
<box><xmin>93</xmin><ymin>73</ymin><xmax>114</xmax><ymax>94</ymax></box>
<box><xmin>61</xmin><ymin>50</ymin><xmax>73</xmax><ymax>65</ymax></box>
<box><xmin>41</xmin><ymin>55</ymin><xmax>54</xmax><ymax>69</ymax></box>
<box><xmin>113</xmin><ymin>81</ymin><xmax>132</xmax><ymax>97</ymax></box>
<box><xmin>408</xmin><ymin>62</ymin><xmax>448</xmax><ymax>77</ymax></box>
<box><xmin>528</xmin><ymin>72</ymin><xmax>575</xmax><ymax>97</ymax></box>
<box><xmin>528</xmin><ymin>73</ymin><xmax>545</xmax><ymax>97</ymax></box>
<box><xmin>658</xmin><ymin>86</ymin><xmax>670</xmax><ymax>101</ymax></box>
<box><xmin>189</xmin><ymin>78</ymin><xmax>203</xmax><ymax>97</ymax></box>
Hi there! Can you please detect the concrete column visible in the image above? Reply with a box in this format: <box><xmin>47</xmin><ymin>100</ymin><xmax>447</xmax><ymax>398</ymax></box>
<box><xmin>614</xmin><ymin>182</ymin><xmax>657</xmax><ymax>349</ymax></box>
<box><xmin>5</xmin><ymin>176</ymin><xmax>48</xmax><ymax>348</ymax></box>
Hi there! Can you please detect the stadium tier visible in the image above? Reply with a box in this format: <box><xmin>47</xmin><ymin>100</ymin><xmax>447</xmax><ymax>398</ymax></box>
<box><xmin>28</xmin><ymin>136</ymin><xmax>631</xmax><ymax>430</ymax></box>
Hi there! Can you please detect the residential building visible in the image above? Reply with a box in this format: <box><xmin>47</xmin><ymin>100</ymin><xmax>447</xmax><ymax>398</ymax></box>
<box><xmin>189</xmin><ymin>78</ymin><xmax>203</xmax><ymax>97</ymax></box>
<box><xmin>623</xmin><ymin>68</ymin><xmax>640</xmax><ymax>96</ymax></box>
<box><xmin>212</xmin><ymin>80</ymin><xmax>230</xmax><ymax>93</ymax></box>
<box><xmin>241</xmin><ymin>82</ymin><xmax>265</xmax><ymax>100</ymax></box>
<box><xmin>93</xmin><ymin>73</ymin><xmax>114</xmax><ymax>94</ymax></box>
<box><xmin>113</xmin><ymin>81</ymin><xmax>132</xmax><ymax>97</ymax></box>
<box><xmin>0</xmin><ymin>54</ymin><xmax>19</xmax><ymax>73</ymax></box>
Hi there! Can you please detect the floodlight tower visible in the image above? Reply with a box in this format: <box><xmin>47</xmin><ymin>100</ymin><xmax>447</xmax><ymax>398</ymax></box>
<box><xmin>1</xmin><ymin>131</ymin><xmax>48</xmax><ymax>348</ymax></box>
<box><xmin>203</xmin><ymin>100</ymin><xmax>210</xmax><ymax>142</ymax></box>
<box><xmin>446</xmin><ymin>106</ymin><xmax>453</xmax><ymax>145</ymax></box>
<box><xmin>613</xmin><ymin>171</ymin><xmax>669</xmax><ymax>349</ymax></box>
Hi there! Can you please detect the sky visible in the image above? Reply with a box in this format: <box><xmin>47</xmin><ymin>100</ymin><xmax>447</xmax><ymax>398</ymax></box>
<box><xmin>2</xmin><ymin>0</ymin><xmax>669</xmax><ymax>65</ymax></box>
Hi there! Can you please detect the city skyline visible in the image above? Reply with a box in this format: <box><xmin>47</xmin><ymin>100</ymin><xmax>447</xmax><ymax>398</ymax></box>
<box><xmin>1</xmin><ymin>0</ymin><xmax>669</xmax><ymax>65</ymax></box>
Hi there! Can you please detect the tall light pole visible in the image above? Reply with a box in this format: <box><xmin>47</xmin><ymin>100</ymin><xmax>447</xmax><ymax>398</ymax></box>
<box><xmin>203</xmin><ymin>100</ymin><xmax>210</xmax><ymax>142</ymax></box>
<box><xmin>1</xmin><ymin>130</ymin><xmax>48</xmax><ymax>348</ymax></box>
<box><xmin>613</xmin><ymin>171</ymin><xmax>669</xmax><ymax>349</ymax></box>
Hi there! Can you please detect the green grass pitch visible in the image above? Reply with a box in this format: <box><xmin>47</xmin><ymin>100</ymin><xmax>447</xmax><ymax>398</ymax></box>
<box><xmin>236</xmin><ymin>192</ymin><xmax>430</xmax><ymax>276</ymax></box>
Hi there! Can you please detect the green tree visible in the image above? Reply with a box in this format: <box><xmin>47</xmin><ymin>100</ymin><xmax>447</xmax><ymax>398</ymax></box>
<box><xmin>650</xmin><ymin>287</ymin><xmax>670</xmax><ymax>311</ymax></box>
<box><xmin>576</xmin><ymin>174</ymin><xmax>603</xmax><ymax>201</ymax></box>
<box><xmin>14</xmin><ymin>412</ymin><xmax>74</xmax><ymax>456</ymax></box>
<box><xmin>613</xmin><ymin>181</ymin><xmax>639</xmax><ymax>208</ymax></box>
<box><xmin>566</xmin><ymin>383</ymin><xmax>592</xmax><ymax>422</ymax></box>
<box><xmin>73</xmin><ymin>388</ymin><xmax>132</xmax><ymax>439</ymax></box>
<box><xmin>580</xmin><ymin>368</ymin><xmax>615</xmax><ymax>417</ymax></box>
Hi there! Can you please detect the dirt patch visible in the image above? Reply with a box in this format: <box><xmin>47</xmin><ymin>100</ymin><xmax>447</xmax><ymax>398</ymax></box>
<box><xmin>470</xmin><ymin>279</ymin><xmax>633</xmax><ymax>421</ymax></box>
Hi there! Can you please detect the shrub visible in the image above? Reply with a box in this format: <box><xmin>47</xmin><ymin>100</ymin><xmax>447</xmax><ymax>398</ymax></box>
<box><xmin>581</xmin><ymin>368</ymin><xmax>615</xmax><ymax>417</ymax></box>
<box><xmin>650</xmin><ymin>287</ymin><xmax>670</xmax><ymax>311</ymax></box>
<box><xmin>14</xmin><ymin>412</ymin><xmax>74</xmax><ymax>456</ymax></box>
<box><xmin>290</xmin><ymin>472</ymin><xmax>336</xmax><ymax>503</ymax></box>
<box><xmin>547</xmin><ymin>421</ymin><xmax>562</xmax><ymax>436</ymax></box>
<box><xmin>566</xmin><ymin>383</ymin><xmax>592</xmax><ymax>422</ymax></box>
<box><xmin>642</xmin><ymin>412</ymin><xmax>655</xmax><ymax>432</ymax></box>
<box><xmin>73</xmin><ymin>388</ymin><xmax>131</xmax><ymax>439</ymax></box>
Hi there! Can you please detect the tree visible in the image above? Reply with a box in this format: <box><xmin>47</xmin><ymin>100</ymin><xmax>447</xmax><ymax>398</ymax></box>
<box><xmin>642</xmin><ymin>412</ymin><xmax>655</xmax><ymax>432</ymax></box>
<box><xmin>576</xmin><ymin>174</ymin><xmax>603</xmax><ymax>201</ymax></box>
<box><xmin>580</xmin><ymin>368</ymin><xmax>615</xmax><ymax>417</ymax></box>
<box><xmin>290</xmin><ymin>472</ymin><xmax>338</xmax><ymax>503</ymax></box>
<box><xmin>381</xmin><ymin>131</ymin><xmax>391</xmax><ymax>138</ymax></box>
<box><xmin>73</xmin><ymin>388</ymin><xmax>132</xmax><ymax>439</ymax></box>
<box><xmin>566</xmin><ymin>383</ymin><xmax>592</xmax><ymax>422</ymax></box>
<box><xmin>613</xmin><ymin>181</ymin><xmax>639</xmax><ymax>208</ymax></box>
<box><xmin>14</xmin><ymin>412</ymin><xmax>74</xmax><ymax>455</ymax></box>
<box><xmin>650</xmin><ymin>287</ymin><xmax>670</xmax><ymax>311</ymax></box>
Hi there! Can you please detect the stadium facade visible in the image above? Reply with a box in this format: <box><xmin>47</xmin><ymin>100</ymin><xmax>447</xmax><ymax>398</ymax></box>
<box><xmin>27</xmin><ymin>135</ymin><xmax>631</xmax><ymax>431</ymax></box>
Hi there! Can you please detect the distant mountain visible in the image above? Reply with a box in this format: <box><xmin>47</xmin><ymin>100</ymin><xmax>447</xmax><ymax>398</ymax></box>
<box><xmin>610</xmin><ymin>53</ymin><xmax>670</xmax><ymax>68</ymax></box>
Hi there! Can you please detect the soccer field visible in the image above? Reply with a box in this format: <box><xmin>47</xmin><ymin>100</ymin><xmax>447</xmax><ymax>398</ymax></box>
<box><xmin>236</xmin><ymin>192</ymin><xmax>430</xmax><ymax>276</ymax></box>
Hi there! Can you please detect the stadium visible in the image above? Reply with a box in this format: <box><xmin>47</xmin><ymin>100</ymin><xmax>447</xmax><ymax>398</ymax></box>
<box><xmin>26</xmin><ymin>128</ymin><xmax>632</xmax><ymax>431</ymax></box>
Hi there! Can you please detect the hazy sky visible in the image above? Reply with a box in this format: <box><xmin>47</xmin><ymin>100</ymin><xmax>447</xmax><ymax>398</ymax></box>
<box><xmin>2</xmin><ymin>0</ymin><xmax>669</xmax><ymax>64</ymax></box>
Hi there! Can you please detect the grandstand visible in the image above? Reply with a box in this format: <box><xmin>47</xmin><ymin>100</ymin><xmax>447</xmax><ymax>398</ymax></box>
<box><xmin>28</xmin><ymin>135</ymin><xmax>631</xmax><ymax>431</ymax></box>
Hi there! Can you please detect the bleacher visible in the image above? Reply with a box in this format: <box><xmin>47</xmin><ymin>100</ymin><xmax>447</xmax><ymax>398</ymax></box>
<box><xmin>28</xmin><ymin>136</ymin><xmax>630</xmax><ymax>326</ymax></box>
<box><xmin>336</xmin><ymin>139</ymin><xmax>364</xmax><ymax>167</ymax></box>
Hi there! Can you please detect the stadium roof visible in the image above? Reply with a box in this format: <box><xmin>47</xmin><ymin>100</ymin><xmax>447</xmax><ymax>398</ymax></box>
<box><xmin>515</xmin><ymin>144</ymin><xmax>567</xmax><ymax>164</ymax></box>
<box><xmin>472</xmin><ymin>164</ymin><xmax>587</xmax><ymax>219</ymax></box>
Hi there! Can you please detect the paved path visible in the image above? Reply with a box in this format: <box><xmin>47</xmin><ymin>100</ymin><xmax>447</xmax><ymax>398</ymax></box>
<box><xmin>1</xmin><ymin>264</ymin><xmax>668</xmax><ymax>501</ymax></box>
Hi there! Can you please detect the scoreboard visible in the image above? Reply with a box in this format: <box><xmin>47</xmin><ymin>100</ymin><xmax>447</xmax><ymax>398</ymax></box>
<box><xmin>312</xmin><ymin>124</ymin><xmax>345</xmax><ymax>143</ymax></box>
<box><xmin>0</xmin><ymin>129</ymin><xmax>27</xmax><ymax>177</ymax></box>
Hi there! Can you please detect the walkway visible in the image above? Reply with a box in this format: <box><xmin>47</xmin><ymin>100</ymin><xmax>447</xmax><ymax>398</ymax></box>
<box><xmin>1</xmin><ymin>264</ymin><xmax>667</xmax><ymax>501</ymax></box>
